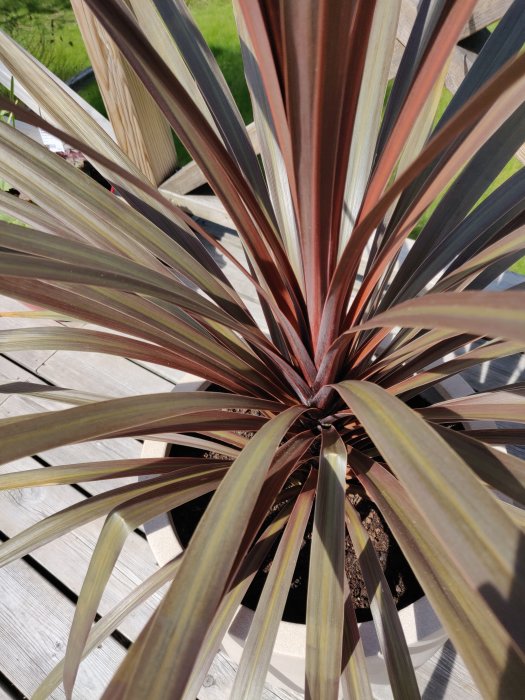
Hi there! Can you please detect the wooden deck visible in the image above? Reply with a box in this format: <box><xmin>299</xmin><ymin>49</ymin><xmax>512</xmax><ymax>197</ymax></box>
<box><xmin>0</xmin><ymin>226</ymin><xmax>522</xmax><ymax>699</ymax></box>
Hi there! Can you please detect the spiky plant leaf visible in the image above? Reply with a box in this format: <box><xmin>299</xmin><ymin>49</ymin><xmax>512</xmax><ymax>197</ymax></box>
<box><xmin>0</xmin><ymin>1</ymin><xmax>524</xmax><ymax>698</ymax></box>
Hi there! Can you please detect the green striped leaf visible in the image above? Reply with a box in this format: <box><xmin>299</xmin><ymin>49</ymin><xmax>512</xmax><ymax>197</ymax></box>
<box><xmin>305</xmin><ymin>427</ymin><xmax>346</xmax><ymax>700</ymax></box>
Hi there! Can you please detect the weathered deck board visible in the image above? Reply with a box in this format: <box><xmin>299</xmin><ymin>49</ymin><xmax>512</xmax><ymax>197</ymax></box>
<box><xmin>0</xmin><ymin>559</ymin><xmax>125</xmax><ymax>699</ymax></box>
<box><xmin>0</xmin><ymin>296</ymin><xmax>60</xmax><ymax>371</ymax></box>
<box><xmin>0</xmin><ymin>457</ymin><xmax>163</xmax><ymax>643</ymax></box>
<box><xmin>0</xmin><ymin>226</ymin><xmax>521</xmax><ymax>699</ymax></box>
<box><xmin>35</xmin><ymin>350</ymin><xmax>175</xmax><ymax>398</ymax></box>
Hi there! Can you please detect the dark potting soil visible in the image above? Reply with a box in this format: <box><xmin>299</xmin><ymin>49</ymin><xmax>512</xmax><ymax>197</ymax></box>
<box><xmin>170</xmin><ymin>450</ymin><xmax>423</xmax><ymax>625</ymax></box>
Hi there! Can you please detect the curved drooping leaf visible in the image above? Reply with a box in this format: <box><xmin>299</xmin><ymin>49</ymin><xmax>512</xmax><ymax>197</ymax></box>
<box><xmin>358</xmin><ymin>291</ymin><xmax>525</xmax><ymax>347</ymax></box>
<box><xmin>33</xmin><ymin>551</ymin><xmax>181</xmax><ymax>700</ymax></box>
<box><xmin>101</xmin><ymin>406</ymin><xmax>304</xmax><ymax>700</ymax></box>
<box><xmin>335</xmin><ymin>381</ymin><xmax>525</xmax><ymax>659</ymax></box>
<box><xmin>62</xmin><ymin>465</ymin><xmax>228</xmax><ymax>697</ymax></box>
<box><xmin>230</xmin><ymin>470</ymin><xmax>316</xmax><ymax>700</ymax></box>
<box><xmin>418</xmin><ymin>390</ymin><xmax>525</xmax><ymax>423</ymax></box>
<box><xmin>355</xmin><ymin>456</ymin><xmax>525</xmax><ymax>699</ymax></box>
<box><xmin>387</xmin><ymin>339</ymin><xmax>522</xmax><ymax>398</ymax></box>
<box><xmin>0</xmin><ymin>456</ymin><xmax>230</xmax><ymax>490</ymax></box>
<box><xmin>305</xmin><ymin>428</ymin><xmax>346</xmax><ymax>700</ymax></box>
<box><xmin>433</xmin><ymin>425</ymin><xmax>525</xmax><ymax>506</ymax></box>
<box><xmin>0</xmin><ymin>391</ymin><xmax>282</xmax><ymax>467</ymax></box>
<box><xmin>0</xmin><ymin>470</ymin><xmax>209</xmax><ymax>567</ymax></box>
<box><xmin>344</xmin><ymin>489</ymin><xmax>420</xmax><ymax>698</ymax></box>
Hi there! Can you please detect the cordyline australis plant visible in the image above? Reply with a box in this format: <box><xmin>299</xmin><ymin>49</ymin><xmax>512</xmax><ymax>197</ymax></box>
<box><xmin>0</xmin><ymin>0</ymin><xmax>525</xmax><ymax>697</ymax></box>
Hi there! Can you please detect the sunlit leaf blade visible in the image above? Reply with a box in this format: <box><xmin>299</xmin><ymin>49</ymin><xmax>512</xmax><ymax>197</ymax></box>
<box><xmin>63</xmin><ymin>465</ymin><xmax>227</xmax><ymax>698</ymax></box>
<box><xmin>380</xmin><ymin>169</ymin><xmax>525</xmax><ymax>307</ymax></box>
<box><xmin>234</xmin><ymin>4</ymin><xmax>303</xmax><ymax>285</ymax></box>
<box><xmin>0</xmin><ymin>326</ymin><xmax>188</xmax><ymax>371</ymax></box>
<box><xmin>433</xmin><ymin>425</ymin><xmax>525</xmax><ymax>506</ymax></box>
<box><xmin>181</xmin><ymin>501</ymin><xmax>296</xmax><ymax>700</ymax></box>
<box><xmin>0</xmin><ymin>0</ymin><xmax>524</xmax><ymax>697</ymax></box>
<box><xmin>127</xmin><ymin>0</ymin><xmax>216</xmax><ymax>129</ymax></box>
<box><xmin>335</xmin><ymin>381</ymin><xmax>525</xmax><ymax>659</ymax></box>
<box><xmin>0</xmin><ymin>121</ymin><xmax>255</xmax><ymax>324</ymax></box>
<box><xmin>358</xmin><ymin>291</ymin><xmax>525</xmax><ymax>345</ymax></box>
<box><xmin>101</xmin><ymin>406</ymin><xmax>304</xmax><ymax>699</ymax></box>
<box><xmin>344</xmin><ymin>493</ymin><xmax>420</xmax><ymax>699</ymax></box>
<box><xmin>340</xmin><ymin>577</ymin><xmax>373</xmax><ymax>700</ymax></box>
<box><xmin>418</xmin><ymin>390</ymin><xmax>525</xmax><ymax>423</ymax></box>
<box><xmin>305</xmin><ymin>427</ymin><xmax>346</xmax><ymax>700</ymax></box>
<box><xmin>0</xmin><ymin>94</ymin><xmax>255</xmax><ymax>308</ymax></box>
<box><xmin>382</xmin><ymin>103</ymin><xmax>525</xmax><ymax>310</ymax></box>
<box><xmin>360</xmin><ymin>0</ymin><xmax>478</xmax><ymax>217</ymax></box>
<box><xmin>231</xmin><ymin>469</ymin><xmax>317</xmax><ymax>700</ymax></box>
<box><xmin>322</xmin><ymin>51</ymin><xmax>525</xmax><ymax>354</ymax></box>
<box><xmin>0</xmin><ymin>29</ymin><xmax>130</xmax><ymax>168</ymax></box>
<box><xmin>0</xmin><ymin>381</ymin><xmax>109</xmax><ymax>406</ymax></box>
<box><xmin>436</xmin><ymin>224</ymin><xmax>525</xmax><ymax>293</ymax></box>
<box><xmin>339</xmin><ymin>0</ymin><xmax>400</xmax><ymax>254</ymax></box>
<box><xmin>0</xmin><ymin>391</ymin><xmax>282</xmax><ymax>467</ymax></box>
<box><xmin>354</xmin><ymin>454</ymin><xmax>525</xmax><ymax>698</ymax></box>
<box><xmin>438</xmin><ymin>0</ymin><xmax>525</xmax><ymax>128</ymax></box>
<box><xmin>33</xmin><ymin>554</ymin><xmax>182</xmax><ymax>700</ymax></box>
<box><xmin>0</xmin><ymin>471</ymin><xmax>194</xmax><ymax>567</ymax></box>
<box><xmin>151</xmin><ymin>0</ymin><xmax>273</xmax><ymax>215</ymax></box>
<box><xmin>83</xmin><ymin>0</ymin><xmax>304</xmax><ymax>329</ymax></box>
<box><xmin>387</xmin><ymin>340</ymin><xmax>522</xmax><ymax>398</ymax></box>
<box><xmin>0</xmin><ymin>188</ymin><xmax>72</xmax><ymax>236</ymax></box>
<box><xmin>0</xmin><ymin>457</ymin><xmax>228</xmax><ymax>489</ymax></box>
<box><xmin>0</xmin><ymin>220</ymin><xmax>259</xmax><ymax>340</ymax></box>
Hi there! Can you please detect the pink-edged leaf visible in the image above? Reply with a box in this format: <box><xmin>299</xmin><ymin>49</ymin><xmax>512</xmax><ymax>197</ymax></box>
<box><xmin>433</xmin><ymin>425</ymin><xmax>525</xmax><ymax>506</ymax></box>
<box><xmin>231</xmin><ymin>469</ymin><xmax>317</xmax><ymax>700</ymax></box>
<box><xmin>305</xmin><ymin>427</ymin><xmax>346</xmax><ymax>700</ymax></box>
<box><xmin>83</xmin><ymin>0</ymin><xmax>306</xmax><ymax>332</ymax></box>
<box><xmin>181</xmin><ymin>500</ymin><xmax>296</xmax><ymax>700</ymax></box>
<box><xmin>321</xmin><ymin>52</ymin><xmax>525</xmax><ymax>357</ymax></box>
<box><xmin>418</xmin><ymin>390</ymin><xmax>525</xmax><ymax>423</ymax></box>
<box><xmin>33</xmin><ymin>553</ymin><xmax>182</xmax><ymax>700</ymax></box>
<box><xmin>0</xmin><ymin>457</ymin><xmax>228</xmax><ymax>489</ymax></box>
<box><xmin>0</xmin><ymin>391</ymin><xmax>283</xmax><ymax>467</ymax></box>
<box><xmin>0</xmin><ymin>471</ymin><xmax>197</xmax><ymax>567</ymax></box>
<box><xmin>344</xmin><ymin>488</ymin><xmax>420</xmax><ymax>698</ymax></box>
<box><xmin>354</xmin><ymin>453</ymin><xmax>525</xmax><ymax>698</ymax></box>
<box><xmin>387</xmin><ymin>340</ymin><xmax>522</xmax><ymax>398</ymax></box>
<box><xmin>335</xmin><ymin>381</ymin><xmax>525</xmax><ymax>658</ymax></box>
<box><xmin>357</xmin><ymin>291</ymin><xmax>525</xmax><ymax>346</ymax></box>
<box><xmin>101</xmin><ymin>406</ymin><xmax>305</xmax><ymax>700</ymax></box>
<box><xmin>63</xmin><ymin>464</ymin><xmax>227</xmax><ymax>697</ymax></box>
<box><xmin>340</xmin><ymin>576</ymin><xmax>373</xmax><ymax>700</ymax></box>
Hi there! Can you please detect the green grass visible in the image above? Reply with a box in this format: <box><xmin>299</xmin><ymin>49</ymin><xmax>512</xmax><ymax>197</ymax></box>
<box><xmin>0</xmin><ymin>1</ymin><xmax>90</xmax><ymax>81</ymax></box>
<box><xmin>188</xmin><ymin>0</ymin><xmax>252</xmax><ymax>121</ymax></box>
<box><xmin>1</xmin><ymin>1</ymin><xmax>523</xmax><ymax>272</ymax></box>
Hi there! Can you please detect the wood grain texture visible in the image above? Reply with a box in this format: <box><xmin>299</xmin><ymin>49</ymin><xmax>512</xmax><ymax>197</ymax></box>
<box><xmin>0</xmin><ymin>296</ymin><xmax>60</xmax><ymax>371</ymax></box>
<box><xmin>0</xmin><ymin>457</ymin><xmax>164</xmax><ymax>642</ymax></box>
<box><xmin>459</xmin><ymin>0</ymin><xmax>513</xmax><ymax>38</ymax></box>
<box><xmin>158</xmin><ymin>192</ymin><xmax>235</xmax><ymax>229</ymax></box>
<box><xmin>161</xmin><ymin>122</ymin><xmax>260</xmax><ymax>196</ymax></box>
<box><xmin>0</xmin><ymin>559</ymin><xmax>125</xmax><ymax>699</ymax></box>
<box><xmin>70</xmin><ymin>0</ymin><xmax>177</xmax><ymax>185</ymax></box>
